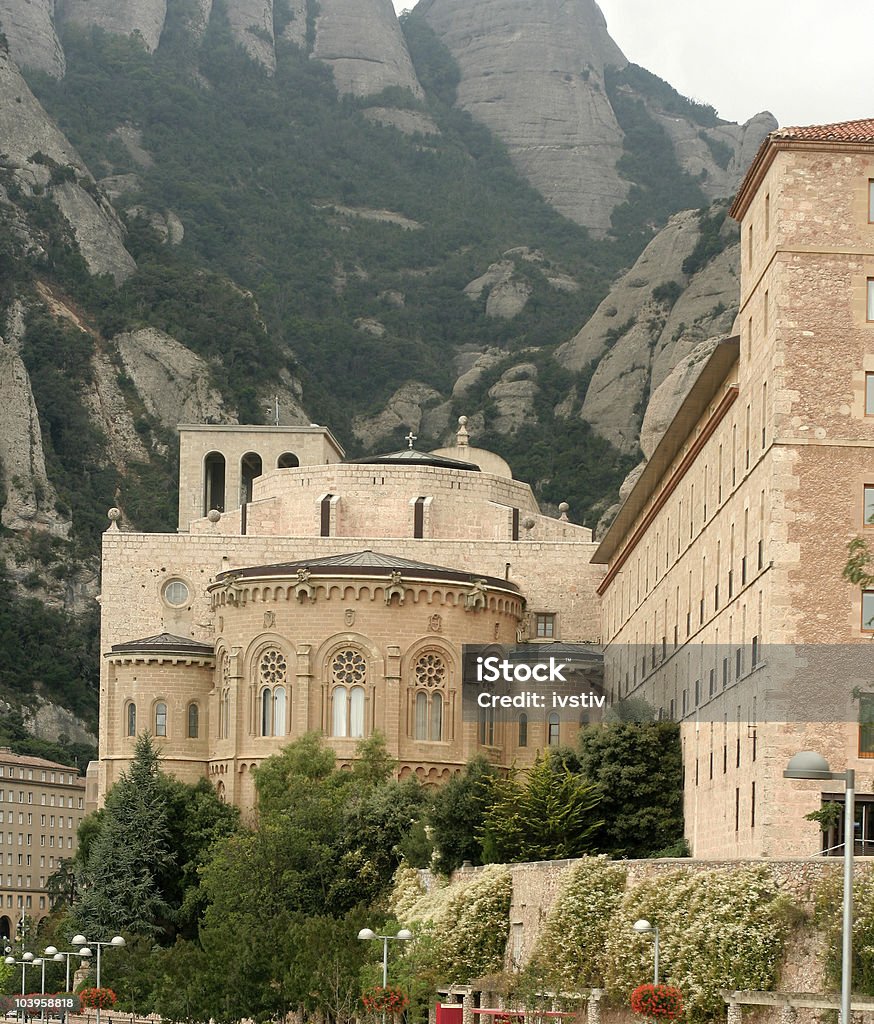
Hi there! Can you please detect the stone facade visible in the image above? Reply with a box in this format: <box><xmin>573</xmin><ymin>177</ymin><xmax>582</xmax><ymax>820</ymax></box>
<box><xmin>594</xmin><ymin>121</ymin><xmax>874</xmax><ymax>857</ymax></box>
<box><xmin>0</xmin><ymin>750</ymin><xmax>86</xmax><ymax>934</ymax></box>
<box><xmin>100</xmin><ymin>424</ymin><xmax>602</xmax><ymax>810</ymax></box>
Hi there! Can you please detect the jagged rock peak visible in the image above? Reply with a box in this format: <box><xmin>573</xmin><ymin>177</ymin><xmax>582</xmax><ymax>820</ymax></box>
<box><xmin>0</xmin><ymin>0</ymin><xmax>65</xmax><ymax>78</ymax></box>
<box><xmin>57</xmin><ymin>0</ymin><xmax>168</xmax><ymax>53</ymax></box>
<box><xmin>420</xmin><ymin>0</ymin><xmax>628</xmax><ymax>233</ymax></box>
<box><xmin>312</xmin><ymin>0</ymin><xmax>423</xmax><ymax>99</ymax></box>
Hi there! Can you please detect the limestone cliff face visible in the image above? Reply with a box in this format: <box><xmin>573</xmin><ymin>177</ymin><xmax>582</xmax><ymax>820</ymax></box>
<box><xmin>0</xmin><ymin>0</ymin><xmax>65</xmax><ymax>77</ymax></box>
<box><xmin>0</xmin><ymin>49</ymin><xmax>83</xmax><ymax>170</ymax></box>
<box><xmin>312</xmin><ymin>0</ymin><xmax>423</xmax><ymax>99</ymax></box>
<box><xmin>57</xmin><ymin>0</ymin><xmax>168</xmax><ymax>52</ymax></box>
<box><xmin>224</xmin><ymin>0</ymin><xmax>275</xmax><ymax>72</ymax></box>
<box><xmin>557</xmin><ymin>205</ymin><xmax>740</xmax><ymax>453</ymax></box>
<box><xmin>421</xmin><ymin>0</ymin><xmax>626</xmax><ymax>234</ymax></box>
<box><xmin>0</xmin><ymin>303</ymin><xmax>67</xmax><ymax>535</ymax></box>
<box><xmin>114</xmin><ymin>327</ymin><xmax>235</xmax><ymax>430</ymax></box>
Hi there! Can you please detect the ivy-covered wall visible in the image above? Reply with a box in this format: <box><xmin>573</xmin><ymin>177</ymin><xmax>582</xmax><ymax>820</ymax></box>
<box><xmin>390</xmin><ymin>857</ymin><xmax>874</xmax><ymax>1023</ymax></box>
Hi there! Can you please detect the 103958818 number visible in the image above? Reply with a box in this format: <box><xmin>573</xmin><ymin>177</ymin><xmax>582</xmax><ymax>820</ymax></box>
<box><xmin>12</xmin><ymin>997</ymin><xmax>81</xmax><ymax>1011</ymax></box>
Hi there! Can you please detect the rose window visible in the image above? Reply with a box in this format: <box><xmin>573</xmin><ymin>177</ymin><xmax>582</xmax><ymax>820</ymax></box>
<box><xmin>332</xmin><ymin>649</ymin><xmax>366</xmax><ymax>685</ymax></box>
<box><xmin>260</xmin><ymin>649</ymin><xmax>288</xmax><ymax>686</ymax></box>
<box><xmin>414</xmin><ymin>653</ymin><xmax>446</xmax><ymax>688</ymax></box>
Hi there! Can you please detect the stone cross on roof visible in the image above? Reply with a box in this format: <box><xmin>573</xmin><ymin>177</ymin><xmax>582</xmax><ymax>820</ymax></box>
<box><xmin>405</xmin><ymin>431</ymin><xmax>417</xmax><ymax>449</ymax></box>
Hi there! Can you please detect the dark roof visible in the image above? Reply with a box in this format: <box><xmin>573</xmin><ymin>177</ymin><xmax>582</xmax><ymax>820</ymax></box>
<box><xmin>108</xmin><ymin>632</ymin><xmax>215</xmax><ymax>657</ymax></box>
<box><xmin>214</xmin><ymin>549</ymin><xmax>519</xmax><ymax>593</ymax></box>
<box><xmin>350</xmin><ymin>448</ymin><xmax>480</xmax><ymax>471</ymax></box>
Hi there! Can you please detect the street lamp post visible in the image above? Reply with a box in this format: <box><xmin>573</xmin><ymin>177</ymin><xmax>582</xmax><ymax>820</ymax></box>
<box><xmin>73</xmin><ymin>936</ymin><xmax>125</xmax><ymax>1024</ymax></box>
<box><xmin>53</xmin><ymin>943</ymin><xmax>91</xmax><ymax>994</ymax></box>
<box><xmin>784</xmin><ymin>751</ymin><xmax>855</xmax><ymax>1024</ymax></box>
<box><xmin>632</xmin><ymin>919</ymin><xmax>660</xmax><ymax>984</ymax></box>
<box><xmin>357</xmin><ymin>928</ymin><xmax>413</xmax><ymax>1024</ymax></box>
<box><xmin>4</xmin><ymin>952</ymin><xmax>35</xmax><ymax>1024</ymax></box>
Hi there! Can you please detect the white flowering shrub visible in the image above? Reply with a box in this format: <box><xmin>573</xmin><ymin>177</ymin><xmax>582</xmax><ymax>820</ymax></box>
<box><xmin>390</xmin><ymin>864</ymin><xmax>512</xmax><ymax>984</ymax></box>
<box><xmin>525</xmin><ymin>856</ymin><xmax>627</xmax><ymax>989</ymax></box>
<box><xmin>816</xmin><ymin>872</ymin><xmax>874</xmax><ymax>994</ymax></box>
<box><xmin>602</xmin><ymin>868</ymin><xmax>791</xmax><ymax>1023</ymax></box>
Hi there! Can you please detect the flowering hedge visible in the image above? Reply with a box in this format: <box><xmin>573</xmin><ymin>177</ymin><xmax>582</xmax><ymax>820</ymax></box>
<box><xmin>79</xmin><ymin>988</ymin><xmax>117</xmax><ymax>1009</ymax></box>
<box><xmin>389</xmin><ymin>864</ymin><xmax>511</xmax><ymax>984</ymax></box>
<box><xmin>602</xmin><ymin>868</ymin><xmax>791</xmax><ymax>1023</ymax></box>
<box><xmin>361</xmin><ymin>985</ymin><xmax>409</xmax><ymax>1014</ymax></box>
<box><xmin>525</xmin><ymin>856</ymin><xmax>627</xmax><ymax>989</ymax></box>
<box><xmin>631</xmin><ymin>984</ymin><xmax>683</xmax><ymax>1019</ymax></box>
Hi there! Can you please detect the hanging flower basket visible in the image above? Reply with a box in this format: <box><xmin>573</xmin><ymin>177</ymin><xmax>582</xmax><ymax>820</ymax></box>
<box><xmin>361</xmin><ymin>986</ymin><xmax>409</xmax><ymax>1015</ymax></box>
<box><xmin>78</xmin><ymin>988</ymin><xmax>118</xmax><ymax>1010</ymax></box>
<box><xmin>630</xmin><ymin>984</ymin><xmax>683</xmax><ymax>1020</ymax></box>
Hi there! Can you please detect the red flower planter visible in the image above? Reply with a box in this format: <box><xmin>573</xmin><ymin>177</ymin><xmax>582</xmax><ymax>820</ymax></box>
<box><xmin>78</xmin><ymin>988</ymin><xmax>118</xmax><ymax>1010</ymax></box>
<box><xmin>361</xmin><ymin>986</ymin><xmax>409</xmax><ymax>1015</ymax></box>
<box><xmin>631</xmin><ymin>984</ymin><xmax>683</xmax><ymax>1020</ymax></box>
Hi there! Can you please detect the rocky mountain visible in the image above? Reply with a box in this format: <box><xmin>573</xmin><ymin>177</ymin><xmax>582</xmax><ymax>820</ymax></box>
<box><xmin>0</xmin><ymin>0</ymin><xmax>776</xmax><ymax>756</ymax></box>
<box><xmin>419</xmin><ymin>0</ymin><xmax>773</xmax><ymax>236</ymax></box>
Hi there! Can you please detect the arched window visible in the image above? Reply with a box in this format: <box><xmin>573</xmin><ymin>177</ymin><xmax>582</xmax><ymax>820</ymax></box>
<box><xmin>273</xmin><ymin>686</ymin><xmax>286</xmax><ymax>737</ymax></box>
<box><xmin>547</xmin><ymin>712</ymin><xmax>560</xmax><ymax>747</ymax></box>
<box><xmin>413</xmin><ymin>653</ymin><xmax>446</xmax><ymax>741</ymax></box>
<box><xmin>518</xmin><ymin>713</ymin><xmax>528</xmax><ymax>748</ymax></box>
<box><xmin>187</xmin><ymin>703</ymin><xmax>199</xmax><ymax>739</ymax></box>
<box><xmin>241</xmin><ymin>452</ymin><xmax>263</xmax><ymax>503</ymax></box>
<box><xmin>203</xmin><ymin>452</ymin><xmax>226</xmax><ymax>514</ymax></box>
<box><xmin>331</xmin><ymin>649</ymin><xmax>367</xmax><ymax>738</ymax></box>
<box><xmin>261</xmin><ymin>688</ymin><xmax>271</xmax><ymax>736</ymax></box>
<box><xmin>222</xmin><ymin>688</ymin><xmax>231</xmax><ymax>738</ymax></box>
<box><xmin>258</xmin><ymin>649</ymin><xmax>289</xmax><ymax>736</ymax></box>
<box><xmin>277</xmin><ymin>452</ymin><xmax>299</xmax><ymax>469</ymax></box>
<box><xmin>155</xmin><ymin>702</ymin><xmax>168</xmax><ymax>738</ymax></box>
<box><xmin>126</xmin><ymin>703</ymin><xmax>137</xmax><ymax>737</ymax></box>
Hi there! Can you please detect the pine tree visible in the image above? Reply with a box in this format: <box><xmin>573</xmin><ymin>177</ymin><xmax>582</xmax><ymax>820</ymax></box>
<box><xmin>74</xmin><ymin>733</ymin><xmax>173</xmax><ymax>936</ymax></box>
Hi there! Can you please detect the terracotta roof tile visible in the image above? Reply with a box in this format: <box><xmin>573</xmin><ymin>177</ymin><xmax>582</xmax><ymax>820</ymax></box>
<box><xmin>771</xmin><ymin>118</ymin><xmax>874</xmax><ymax>143</ymax></box>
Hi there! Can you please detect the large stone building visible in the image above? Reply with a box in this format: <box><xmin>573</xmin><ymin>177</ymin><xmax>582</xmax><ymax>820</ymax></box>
<box><xmin>0</xmin><ymin>750</ymin><xmax>86</xmax><ymax>935</ymax></box>
<box><xmin>595</xmin><ymin>118</ymin><xmax>874</xmax><ymax>857</ymax></box>
<box><xmin>97</xmin><ymin>420</ymin><xmax>603</xmax><ymax>809</ymax></box>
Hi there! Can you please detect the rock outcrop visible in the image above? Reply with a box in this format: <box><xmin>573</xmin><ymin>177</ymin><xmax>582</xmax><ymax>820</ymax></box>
<box><xmin>312</xmin><ymin>0</ymin><xmax>423</xmax><ymax>99</ymax></box>
<box><xmin>57</xmin><ymin>0</ymin><xmax>168</xmax><ymax>53</ymax></box>
<box><xmin>51</xmin><ymin>181</ymin><xmax>137</xmax><ymax>283</ymax></box>
<box><xmin>488</xmin><ymin>363</ymin><xmax>539</xmax><ymax>434</ymax></box>
<box><xmin>0</xmin><ymin>50</ymin><xmax>84</xmax><ymax>171</ymax></box>
<box><xmin>278</xmin><ymin>0</ymin><xmax>307</xmax><ymax>47</ymax></box>
<box><xmin>557</xmin><ymin>205</ymin><xmax>739</xmax><ymax>453</ymax></box>
<box><xmin>421</xmin><ymin>0</ymin><xmax>628</xmax><ymax>234</ymax></box>
<box><xmin>0</xmin><ymin>0</ymin><xmax>65</xmax><ymax>77</ymax></box>
<box><xmin>0</xmin><ymin>303</ymin><xmax>67</xmax><ymax>534</ymax></box>
<box><xmin>352</xmin><ymin>381</ymin><xmax>444</xmax><ymax>449</ymax></box>
<box><xmin>224</xmin><ymin>0</ymin><xmax>275</xmax><ymax>72</ymax></box>
<box><xmin>114</xmin><ymin>328</ymin><xmax>235</xmax><ymax>430</ymax></box>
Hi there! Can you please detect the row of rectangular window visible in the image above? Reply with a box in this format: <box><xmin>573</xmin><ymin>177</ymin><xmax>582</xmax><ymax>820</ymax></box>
<box><xmin>0</xmin><ymin>766</ymin><xmax>78</xmax><ymax>785</ymax></box>
<box><xmin>0</xmin><ymin>834</ymin><xmax>73</xmax><ymax>848</ymax></box>
<box><xmin>0</xmin><ymin>791</ymin><xmax>82</xmax><ymax>807</ymax></box>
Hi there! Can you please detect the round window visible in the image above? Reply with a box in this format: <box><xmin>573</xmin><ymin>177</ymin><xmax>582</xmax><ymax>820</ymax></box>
<box><xmin>163</xmin><ymin>579</ymin><xmax>190</xmax><ymax>607</ymax></box>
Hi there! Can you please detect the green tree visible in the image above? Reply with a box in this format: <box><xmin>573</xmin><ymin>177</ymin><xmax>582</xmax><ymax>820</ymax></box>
<box><xmin>577</xmin><ymin>720</ymin><xmax>684</xmax><ymax>857</ymax></box>
<box><xmin>428</xmin><ymin>756</ymin><xmax>498</xmax><ymax>873</ymax></box>
<box><xmin>74</xmin><ymin>733</ymin><xmax>172</xmax><ymax>936</ymax></box>
<box><xmin>479</xmin><ymin>752</ymin><xmax>603</xmax><ymax>863</ymax></box>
